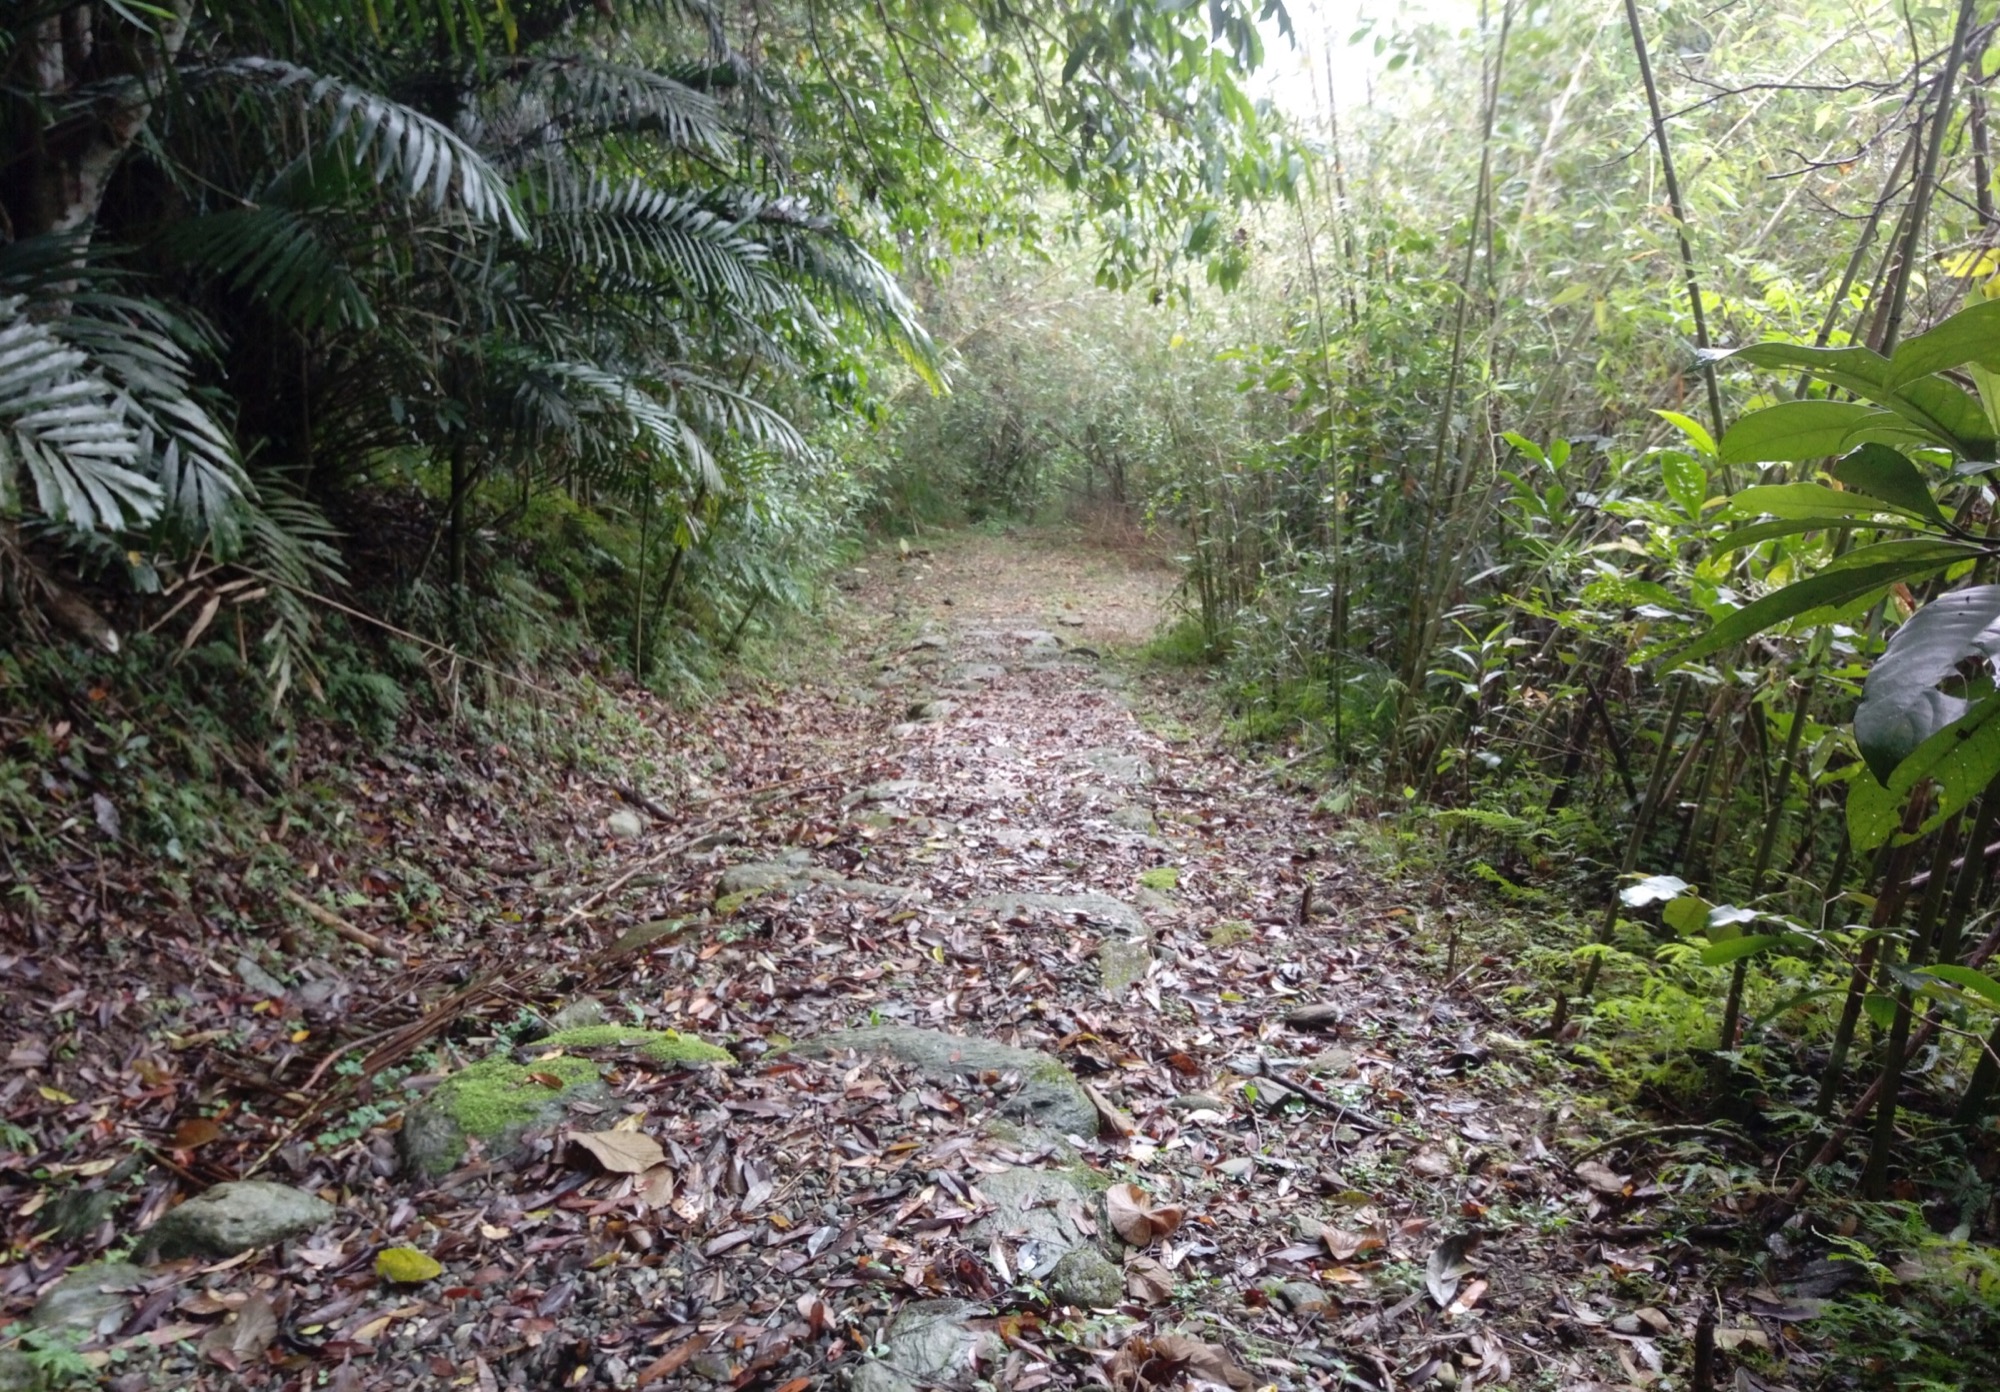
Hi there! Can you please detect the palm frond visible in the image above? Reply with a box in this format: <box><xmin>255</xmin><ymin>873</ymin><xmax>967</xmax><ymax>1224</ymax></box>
<box><xmin>204</xmin><ymin>58</ymin><xmax>528</xmax><ymax>238</ymax></box>
<box><xmin>163</xmin><ymin>207</ymin><xmax>381</xmax><ymax>333</ymax></box>
<box><xmin>734</xmin><ymin>199</ymin><xmax>942</xmax><ymax>389</ymax></box>
<box><xmin>497</xmin><ymin>56</ymin><xmax>730</xmax><ymax>158</ymax></box>
<box><xmin>0</xmin><ymin>296</ymin><xmax>161</xmax><ymax>532</ymax></box>
<box><xmin>535</xmin><ymin>177</ymin><xmax>780</xmax><ymax>309</ymax></box>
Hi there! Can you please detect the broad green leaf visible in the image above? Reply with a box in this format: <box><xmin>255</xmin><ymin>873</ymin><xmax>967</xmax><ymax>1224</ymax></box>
<box><xmin>1666</xmin><ymin>557</ymin><xmax>1956</xmax><ymax>670</ymax></box>
<box><xmin>1620</xmin><ymin>874</ymin><xmax>1688</xmax><ymax>907</ymax></box>
<box><xmin>1916</xmin><ymin>964</ymin><xmax>2000</xmax><ymax>1012</ymax></box>
<box><xmin>1854</xmin><ymin>585</ymin><xmax>2000</xmax><ymax>780</ymax></box>
<box><xmin>1661</xmin><ymin>453</ymin><xmax>1707</xmax><ymax>518</ymax></box>
<box><xmin>1848</xmin><ymin>691</ymin><xmax>2000</xmax><ymax>852</ymax></box>
<box><xmin>1718</xmin><ymin>402</ymin><xmax>1929</xmax><ymax>466</ymax></box>
<box><xmin>1712</xmin><ymin>517</ymin><xmax>1880</xmax><ymax>555</ymax></box>
<box><xmin>1720</xmin><ymin>483</ymin><xmax>1922</xmax><ymax>524</ymax></box>
<box><xmin>1816</xmin><ymin>538</ymin><xmax>1979</xmax><ymax>576</ymax></box>
<box><xmin>1862</xmin><ymin>992</ymin><xmax>1897</xmax><ymax>1031</ymax></box>
<box><xmin>1885</xmin><ymin>298</ymin><xmax>2000</xmax><ymax>386</ymax></box>
<box><xmin>1662</xmin><ymin>895</ymin><xmax>1711</xmax><ymax>935</ymax></box>
<box><xmin>1707</xmin><ymin>341</ymin><xmax>1995</xmax><ymax>456</ymax></box>
<box><xmin>1829</xmin><ymin>444</ymin><xmax>1948</xmax><ymax>529</ymax></box>
<box><xmin>1654</xmin><ymin>409</ymin><xmax>1716</xmax><ymax>458</ymax></box>
<box><xmin>1700</xmin><ymin>934</ymin><xmax>1787</xmax><ymax>966</ymax></box>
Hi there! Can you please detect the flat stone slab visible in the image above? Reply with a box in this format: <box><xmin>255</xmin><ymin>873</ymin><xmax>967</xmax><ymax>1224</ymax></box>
<box><xmin>952</xmin><ymin>662</ymin><xmax>1008</xmax><ymax>684</ymax></box>
<box><xmin>1079</xmin><ymin>747</ymin><xmax>1148</xmax><ymax>784</ymax></box>
<box><xmin>717</xmin><ymin>860</ymin><xmax>922</xmax><ymax>904</ymax></box>
<box><xmin>971</xmin><ymin>891</ymin><xmax>1146</xmax><ymax>939</ymax></box>
<box><xmin>142</xmin><ymin>1181</ymin><xmax>334</xmax><ymax>1259</ymax></box>
<box><xmin>31</xmin><ymin>1261</ymin><xmax>146</xmax><ymax>1336</ymax></box>
<box><xmin>970</xmin><ymin>1165</ymin><xmax>1100</xmax><ymax>1278</ymax></box>
<box><xmin>848</xmin><ymin>1298</ymin><xmax>1000</xmax><ymax>1392</ymax></box>
<box><xmin>791</xmin><ymin>1026</ymin><xmax>1095</xmax><ymax>1138</ymax></box>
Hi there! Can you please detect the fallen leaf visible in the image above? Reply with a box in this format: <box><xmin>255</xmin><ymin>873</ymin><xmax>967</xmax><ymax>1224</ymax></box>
<box><xmin>1575</xmin><ymin>1160</ymin><xmax>1630</xmax><ymax>1195</ymax></box>
<box><xmin>1321</xmin><ymin>1227</ymin><xmax>1382</xmax><ymax>1261</ymax></box>
<box><xmin>171</xmin><ymin>1117</ymin><xmax>220</xmax><ymax>1149</ymax></box>
<box><xmin>638</xmin><ymin>1339</ymin><xmax>701</xmax><ymax>1386</ymax></box>
<box><xmin>1125</xmin><ymin>1255</ymin><xmax>1175</xmax><ymax>1304</ymax></box>
<box><xmin>1409</xmin><ymin>1147</ymin><xmax>1455</xmax><ymax>1178</ymax></box>
<box><xmin>1106</xmin><ymin>1182</ymin><xmax>1185</xmax><ymax>1246</ymax></box>
<box><xmin>637</xmin><ymin>1164</ymin><xmax>676</xmax><ymax>1209</ymax></box>
<box><xmin>1425</xmin><ymin>1231</ymin><xmax>1482</xmax><ymax>1308</ymax></box>
<box><xmin>1084</xmin><ymin>1083</ymin><xmax>1137</xmax><ymax>1138</ymax></box>
<box><xmin>569</xmin><ymin>1128</ymin><xmax>666</xmax><ymax>1174</ymax></box>
<box><xmin>198</xmin><ymin>1293</ymin><xmax>277</xmax><ymax>1370</ymax></box>
<box><xmin>375</xmin><ymin>1247</ymin><xmax>443</xmax><ymax>1283</ymax></box>
<box><xmin>1448</xmin><ymin>1277</ymin><xmax>1488</xmax><ymax>1315</ymax></box>
<box><xmin>1111</xmin><ymin>1334</ymin><xmax>1255</xmax><ymax>1391</ymax></box>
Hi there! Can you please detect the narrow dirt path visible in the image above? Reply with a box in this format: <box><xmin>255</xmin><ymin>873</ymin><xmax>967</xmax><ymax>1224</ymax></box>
<box><xmin>5</xmin><ymin>532</ymin><xmax>1670</xmax><ymax>1392</ymax></box>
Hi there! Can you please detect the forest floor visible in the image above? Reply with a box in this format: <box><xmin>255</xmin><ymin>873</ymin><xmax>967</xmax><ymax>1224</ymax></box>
<box><xmin>1</xmin><ymin>530</ymin><xmax>1816</xmax><ymax>1392</ymax></box>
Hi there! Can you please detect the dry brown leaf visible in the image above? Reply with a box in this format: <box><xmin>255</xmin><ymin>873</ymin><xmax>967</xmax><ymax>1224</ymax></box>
<box><xmin>1105</xmin><ymin>1182</ymin><xmax>1185</xmax><ymax>1246</ymax></box>
<box><xmin>1575</xmin><ymin>1160</ymin><xmax>1630</xmax><ymax>1195</ymax></box>
<box><xmin>171</xmin><ymin>1117</ymin><xmax>221</xmax><ymax>1149</ymax></box>
<box><xmin>1321</xmin><ymin>1227</ymin><xmax>1382</xmax><ymax>1260</ymax></box>
<box><xmin>637</xmin><ymin>1339</ymin><xmax>702</xmax><ymax>1386</ymax></box>
<box><xmin>569</xmin><ymin>1128</ymin><xmax>666</xmax><ymax>1174</ymax></box>
<box><xmin>199</xmin><ymin>1294</ymin><xmax>277</xmax><ymax>1370</ymax></box>
<box><xmin>1448</xmin><ymin>1277</ymin><xmax>1488</xmax><ymax>1315</ymax></box>
<box><xmin>1084</xmin><ymin>1082</ymin><xmax>1137</xmax><ymax>1138</ymax></box>
<box><xmin>1150</xmin><ymin>1335</ymin><xmax>1255</xmax><ymax>1391</ymax></box>
<box><xmin>1409</xmin><ymin>1148</ymin><xmax>1455</xmax><ymax>1178</ymax></box>
<box><xmin>1125</xmin><ymin>1255</ymin><xmax>1175</xmax><ymax>1305</ymax></box>
<box><xmin>637</xmin><ymin>1164</ymin><xmax>676</xmax><ymax>1209</ymax></box>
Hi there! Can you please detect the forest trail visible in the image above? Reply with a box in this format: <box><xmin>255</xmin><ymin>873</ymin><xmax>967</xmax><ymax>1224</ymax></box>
<box><xmin>4</xmin><ymin>532</ymin><xmax>1666</xmax><ymax>1392</ymax></box>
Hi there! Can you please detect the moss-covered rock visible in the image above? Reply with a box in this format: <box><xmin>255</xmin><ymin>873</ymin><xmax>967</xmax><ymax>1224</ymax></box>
<box><xmin>1049</xmin><ymin>1245</ymin><xmax>1124</xmax><ymax>1308</ymax></box>
<box><xmin>398</xmin><ymin>1055</ymin><xmax>604</xmax><ymax>1178</ymax></box>
<box><xmin>539</xmin><ymin>1026</ymin><xmax>732</xmax><ymax>1066</ymax></box>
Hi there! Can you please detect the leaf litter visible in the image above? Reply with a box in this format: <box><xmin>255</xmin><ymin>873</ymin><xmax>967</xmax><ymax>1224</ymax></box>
<box><xmin>0</xmin><ymin>534</ymin><xmax>1804</xmax><ymax>1389</ymax></box>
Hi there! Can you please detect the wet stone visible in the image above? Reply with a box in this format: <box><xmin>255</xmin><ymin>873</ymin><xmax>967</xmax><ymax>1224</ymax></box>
<box><xmin>1049</xmin><ymin>1245</ymin><xmax>1124</xmax><ymax>1307</ymax></box>
<box><xmin>970</xmin><ymin>1166</ymin><xmax>1100</xmax><ymax>1277</ymax></box>
<box><xmin>142</xmin><ymin>1181</ymin><xmax>335</xmax><ymax>1258</ymax></box>
<box><xmin>31</xmin><ymin>1261</ymin><xmax>146</xmax><ymax>1336</ymax></box>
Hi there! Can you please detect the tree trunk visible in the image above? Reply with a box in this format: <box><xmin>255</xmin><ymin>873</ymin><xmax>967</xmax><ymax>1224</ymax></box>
<box><xmin>6</xmin><ymin>5</ymin><xmax>194</xmax><ymax>250</ymax></box>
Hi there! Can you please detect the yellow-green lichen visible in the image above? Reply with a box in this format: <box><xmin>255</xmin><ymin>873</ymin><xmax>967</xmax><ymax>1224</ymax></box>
<box><xmin>1138</xmin><ymin>867</ymin><xmax>1179</xmax><ymax>891</ymax></box>
<box><xmin>540</xmin><ymin>1026</ymin><xmax>732</xmax><ymax>1066</ymax></box>
<box><xmin>438</xmin><ymin>1056</ymin><xmax>601</xmax><ymax>1140</ymax></box>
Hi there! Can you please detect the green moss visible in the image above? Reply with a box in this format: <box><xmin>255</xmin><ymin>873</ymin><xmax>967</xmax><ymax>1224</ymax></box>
<box><xmin>540</xmin><ymin>1026</ymin><xmax>732</xmax><ymax>1066</ymax></box>
<box><xmin>1208</xmin><ymin>920</ymin><xmax>1253</xmax><ymax>947</ymax></box>
<box><xmin>439</xmin><ymin>1056</ymin><xmax>600</xmax><ymax>1140</ymax></box>
<box><xmin>1138</xmin><ymin>866</ymin><xmax>1179</xmax><ymax>891</ymax></box>
<box><xmin>714</xmin><ymin>888</ymin><xmax>763</xmax><ymax>915</ymax></box>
